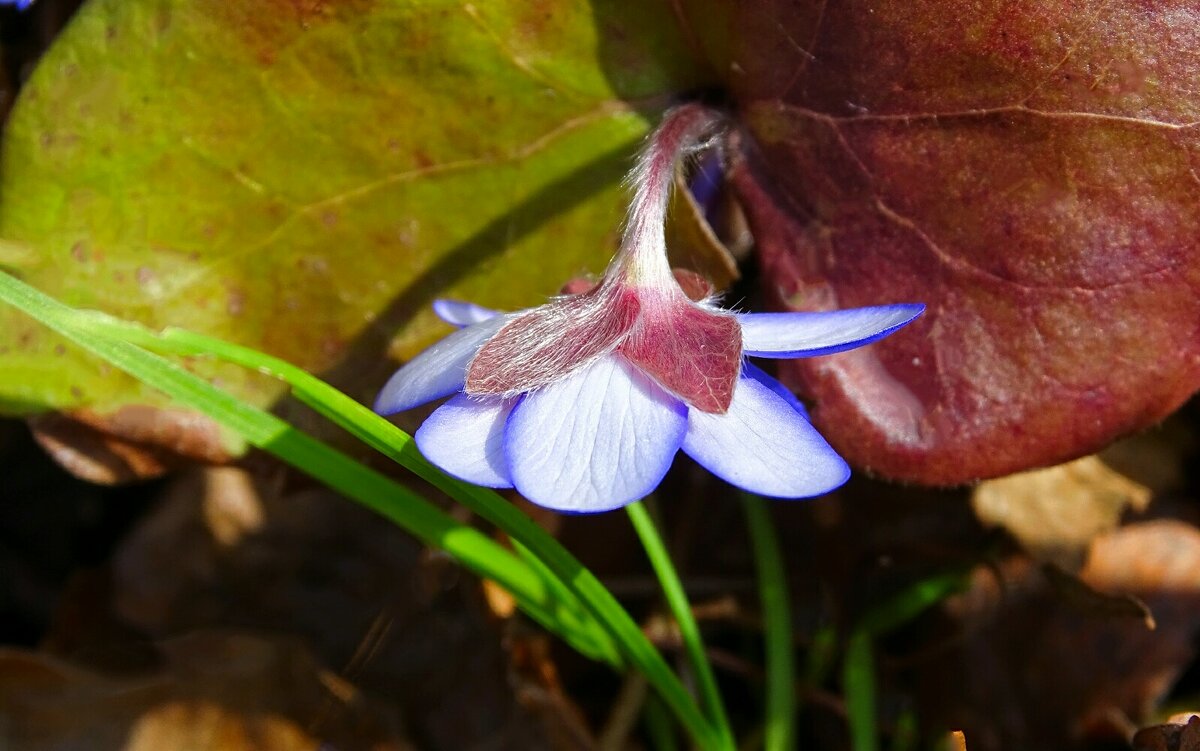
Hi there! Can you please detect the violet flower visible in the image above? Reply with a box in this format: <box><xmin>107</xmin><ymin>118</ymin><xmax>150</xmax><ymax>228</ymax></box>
<box><xmin>375</xmin><ymin>104</ymin><xmax>922</xmax><ymax>513</ymax></box>
<box><xmin>0</xmin><ymin>0</ymin><xmax>35</xmax><ymax>10</ymax></box>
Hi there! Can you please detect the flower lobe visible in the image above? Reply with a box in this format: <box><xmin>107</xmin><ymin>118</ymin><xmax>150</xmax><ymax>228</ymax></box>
<box><xmin>465</xmin><ymin>283</ymin><xmax>640</xmax><ymax>397</ymax></box>
<box><xmin>620</xmin><ymin>298</ymin><xmax>742</xmax><ymax>413</ymax></box>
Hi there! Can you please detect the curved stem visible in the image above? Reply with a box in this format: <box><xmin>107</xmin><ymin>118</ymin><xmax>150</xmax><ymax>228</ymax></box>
<box><xmin>613</xmin><ymin>102</ymin><xmax>724</xmax><ymax>287</ymax></box>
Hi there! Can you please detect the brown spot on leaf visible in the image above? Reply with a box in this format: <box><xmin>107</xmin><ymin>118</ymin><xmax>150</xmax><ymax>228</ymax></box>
<box><xmin>320</xmin><ymin>336</ymin><xmax>344</xmax><ymax>359</ymax></box>
<box><xmin>208</xmin><ymin>0</ymin><xmax>378</xmax><ymax>67</ymax></box>
<box><xmin>226</xmin><ymin>287</ymin><xmax>246</xmax><ymax>317</ymax></box>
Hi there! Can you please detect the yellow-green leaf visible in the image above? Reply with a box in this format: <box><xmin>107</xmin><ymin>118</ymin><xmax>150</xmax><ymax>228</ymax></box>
<box><xmin>0</xmin><ymin>0</ymin><xmax>711</xmax><ymax>413</ymax></box>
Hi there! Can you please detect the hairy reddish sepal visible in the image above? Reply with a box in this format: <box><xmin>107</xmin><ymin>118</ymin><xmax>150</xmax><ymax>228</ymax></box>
<box><xmin>466</xmin><ymin>284</ymin><xmax>640</xmax><ymax>396</ymax></box>
<box><xmin>621</xmin><ymin>298</ymin><xmax>742</xmax><ymax>413</ymax></box>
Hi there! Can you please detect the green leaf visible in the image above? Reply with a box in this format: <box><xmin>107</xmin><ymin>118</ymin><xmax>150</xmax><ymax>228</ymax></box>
<box><xmin>0</xmin><ymin>0</ymin><xmax>709</xmax><ymax>415</ymax></box>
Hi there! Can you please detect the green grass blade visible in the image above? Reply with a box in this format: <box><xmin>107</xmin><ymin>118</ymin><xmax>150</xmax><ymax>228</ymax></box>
<box><xmin>119</xmin><ymin>322</ymin><xmax>717</xmax><ymax>748</ymax></box>
<box><xmin>743</xmin><ymin>495</ymin><xmax>795</xmax><ymax>751</ymax></box>
<box><xmin>856</xmin><ymin>572</ymin><xmax>969</xmax><ymax>636</ymax></box>
<box><xmin>0</xmin><ymin>270</ymin><xmax>627</xmax><ymax>658</ymax></box>
<box><xmin>626</xmin><ymin>500</ymin><xmax>735</xmax><ymax>751</ymax></box>
<box><xmin>643</xmin><ymin>694</ymin><xmax>680</xmax><ymax>751</ymax></box>
<box><xmin>139</xmin><ymin>328</ymin><xmax>717</xmax><ymax>747</ymax></box>
<box><xmin>0</xmin><ymin>270</ymin><xmax>620</xmax><ymax>651</ymax></box>
<box><xmin>844</xmin><ymin>631</ymin><xmax>878</xmax><ymax>751</ymax></box>
<box><xmin>0</xmin><ymin>273</ymin><xmax>720</xmax><ymax>749</ymax></box>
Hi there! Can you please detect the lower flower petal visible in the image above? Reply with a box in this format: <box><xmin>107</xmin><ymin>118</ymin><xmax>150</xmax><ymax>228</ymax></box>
<box><xmin>415</xmin><ymin>394</ymin><xmax>516</xmax><ymax>488</ymax></box>
<box><xmin>738</xmin><ymin>304</ymin><xmax>924</xmax><ymax>358</ymax></box>
<box><xmin>373</xmin><ymin>315</ymin><xmax>508</xmax><ymax>415</ymax></box>
<box><xmin>505</xmin><ymin>355</ymin><xmax>687</xmax><ymax>513</ymax></box>
<box><xmin>432</xmin><ymin>299</ymin><xmax>500</xmax><ymax>327</ymax></box>
<box><xmin>742</xmin><ymin>361</ymin><xmax>809</xmax><ymax>419</ymax></box>
<box><xmin>682</xmin><ymin>373</ymin><xmax>850</xmax><ymax>498</ymax></box>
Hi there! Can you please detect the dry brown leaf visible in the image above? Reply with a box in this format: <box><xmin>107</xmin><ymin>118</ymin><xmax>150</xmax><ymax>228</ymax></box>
<box><xmin>1132</xmin><ymin>714</ymin><xmax>1200</xmax><ymax>751</ymax></box>
<box><xmin>1041</xmin><ymin>563</ymin><xmax>1155</xmax><ymax>629</ymax></box>
<box><xmin>0</xmin><ymin>632</ymin><xmax>411</xmax><ymax>751</ymax></box>
<box><xmin>100</xmin><ymin>465</ymin><xmax>584</xmax><ymax>749</ymax></box>
<box><xmin>665</xmin><ymin>170</ymin><xmax>740</xmax><ymax>291</ymax></box>
<box><xmin>922</xmin><ymin>520</ymin><xmax>1200</xmax><ymax>751</ymax></box>
<box><xmin>971</xmin><ymin>455</ymin><xmax>1151</xmax><ymax>570</ymax></box>
<box><xmin>1099</xmin><ymin>419</ymin><xmax>1197</xmax><ymax>498</ymax></box>
<box><xmin>29</xmin><ymin>407</ymin><xmax>233</xmax><ymax>485</ymax></box>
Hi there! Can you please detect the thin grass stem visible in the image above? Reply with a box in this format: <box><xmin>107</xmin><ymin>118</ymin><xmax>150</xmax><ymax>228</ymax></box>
<box><xmin>743</xmin><ymin>495</ymin><xmax>795</xmax><ymax>751</ymax></box>
<box><xmin>626</xmin><ymin>499</ymin><xmax>735</xmax><ymax>751</ymax></box>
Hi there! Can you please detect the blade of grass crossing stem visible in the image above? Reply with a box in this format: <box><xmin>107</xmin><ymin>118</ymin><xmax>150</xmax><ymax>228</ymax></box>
<box><xmin>626</xmin><ymin>500</ymin><xmax>735</xmax><ymax>751</ymax></box>
<box><xmin>0</xmin><ymin>274</ymin><xmax>721</xmax><ymax>750</ymax></box>
<box><xmin>0</xmin><ymin>271</ymin><xmax>620</xmax><ymax>658</ymax></box>
<box><xmin>93</xmin><ymin>316</ymin><xmax>719</xmax><ymax>748</ymax></box>
<box><xmin>139</xmin><ymin>325</ymin><xmax>621</xmax><ymax>657</ymax></box>
<box><xmin>891</xmin><ymin>708</ymin><xmax>918</xmax><ymax>751</ymax></box>
<box><xmin>742</xmin><ymin>495</ymin><xmax>795</xmax><ymax>751</ymax></box>
<box><xmin>90</xmin><ymin>316</ymin><xmax>721</xmax><ymax>748</ymax></box>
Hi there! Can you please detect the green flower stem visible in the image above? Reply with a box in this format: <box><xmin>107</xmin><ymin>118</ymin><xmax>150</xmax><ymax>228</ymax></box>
<box><xmin>626</xmin><ymin>500</ymin><xmax>735</xmax><ymax>751</ymax></box>
<box><xmin>0</xmin><ymin>272</ymin><xmax>722</xmax><ymax>750</ymax></box>
<box><xmin>742</xmin><ymin>495</ymin><xmax>795</xmax><ymax>751</ymax></box>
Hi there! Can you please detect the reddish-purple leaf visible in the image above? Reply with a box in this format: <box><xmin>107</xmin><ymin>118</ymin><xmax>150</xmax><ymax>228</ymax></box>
<box><xmin>687</xmin><ymin>0</ymin><xmax>1200</xmax><ymax>482</ymax></box>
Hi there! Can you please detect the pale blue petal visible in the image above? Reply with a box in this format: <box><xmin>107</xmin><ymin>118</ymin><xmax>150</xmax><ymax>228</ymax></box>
<box><xmin>505</xmin><ymin>355</ymin><xmax>687</xmax><ymax>513</ymax></box>
<box><xmin>415</xmin><ymin>394</ymin><xmax>516</xmax><ymax>488</ymax></box>
<box><xmin>432</xmin><ymin>299</ymin><xmax>500</xmax><ymax>327</ymax></box>
<box><xmin>373</xmin><ymin>315</ymin><xmax>508</xmax><ymax>415</ymax></box>
<box><xmin>682</xmin><ymin>372</ymin><xmax>849</xmax><ymax>498</ymax></box>
<box><xmin>738</xmin><ymin>304</ymin><xmax>924</xmax><ymax>358</ymax></box>
<box><xmin>741</xmin><ymin>361</ymin><xmax>808</xmax><ymax>419</ymax></box>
